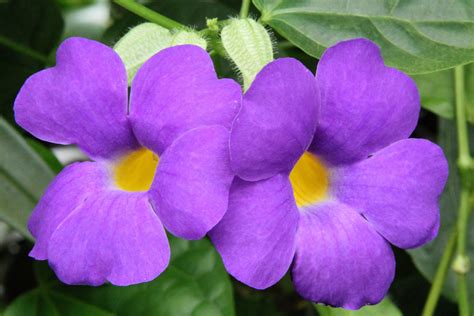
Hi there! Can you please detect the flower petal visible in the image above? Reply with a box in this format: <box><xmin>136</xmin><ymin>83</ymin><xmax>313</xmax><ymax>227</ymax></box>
<box><xmin>129</xmin><ymin>45</ymin><xmax>241</xmax><ymax>154</ymax></box>
<box><xmin>14</xmin><ymin>37</ymin><xmax>137</xmax><ymax>160</ymax></box>
<box><xmin>310</xmin><ymin>38</ymin><xmax>419</xmax><ymax>166</ymax></box>
<box><xmin>209</xmin><ymin>174</ymin><xmax>298</xmax><ymax>289</ymax></box>
<box><xmin>230</xmin><ymin>58</ymin><xmax>319</xmax><ymax>181</ymax></box>
<box><xmin>150</xmin><ymin>126</ymin><xmax>234</xmax><ymax>240</ymax></box>
<box><xmin>47</xmin><ymin>191</ymin><xmax>170</xmax><ymax>286</ymax></box>
<box><xmin>292</xmin><ymin>202</ymin><xmax>395</xmax><ymax>309</ymax></box>
<box><xmin>333</xmin><ymin>138</ymin><xmax>448</xmax><ymax>249</ymax></box>
<box><xmin>29</xmin><ymin>162</ymin><xmax>107</xmax><ymax>259</ymax></box>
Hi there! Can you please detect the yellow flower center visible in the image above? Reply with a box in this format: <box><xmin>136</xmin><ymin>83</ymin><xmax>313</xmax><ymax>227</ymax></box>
<box><xmin>114</xmin><ymin>148</ymin><xmax>159</xmax><ymax>192</ymax></box>
<box><xmin>289</xmin><ymin>152</ymin><xmax>329</xmax><ymax>207</ymax></box>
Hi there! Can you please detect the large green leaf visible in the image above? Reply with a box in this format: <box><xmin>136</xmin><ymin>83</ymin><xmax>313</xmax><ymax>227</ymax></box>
<box><xmin>4</xmin><ymin>236</ymin><xmax>235</xmax><ymax>316</ymax></box>
<box><xmin>0</xmin><ymin>0</ymin><xmax>63</xmax><ymax>120</ymax></box>
<box><xmin>412</xmin><ymin>69</ymin><xmax>455</xmax><ymax>120</ymax></box>
<box><xmin>409</xmin><ymin>119</ymin><xmax>474</xmax><ymax>308</ymax></box>
<box><xmin>315</xmin><ymin>297</ymin><xmax>402</xmax><ymax>316</ymax></box>
<box><xmin>253</xmin><ymin>0</ymin><xmax>474</xmax><ymax>74</ymax></box>
<box><xmin>412</xmin><ymin>64</ymin><xmax>474</xmax><ymax>122</ymax></box>
<box><xmin>0</xmin><ymin>119</ymin><xmax>55</xmax><ymax>240</ymax></box>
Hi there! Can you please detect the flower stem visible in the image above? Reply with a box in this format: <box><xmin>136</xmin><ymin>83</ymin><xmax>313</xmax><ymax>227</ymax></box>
<box><xmin>0</xmin><ymin>34</ymin><xmax>51</xmax><ymax>64</ymax></box>
<box><xmin>421</xmin><ymin>230</ymin><xmax>457</xmax><ymax>316</ymax></box>
<box><xmin>454</xmin><ymin>189</ymin><xmax>471</xmax><ymax>316</ymax></box>
<box><xmin>453</xmin><ymin>65</ymin><xmax>471</xmax><ymax>316</ymax></box>
<box><xmin>113</xmin><ymin>0</ymin><xmax>184</xmax><ymax>30</ymax></box>
<box><xmin>240</xmin><ymin>0</ymin><xmax>251</xmax><ymax>18</ymax></box>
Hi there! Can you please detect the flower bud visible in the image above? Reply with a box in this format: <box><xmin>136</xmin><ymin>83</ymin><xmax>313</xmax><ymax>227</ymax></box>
<box><xmin>221</xmin><ymin>18</ymin><xmax>273</xmax><ymax>90</ymax></box>
<box><xmin>115</xmin><ymin>23</ymin><xmax>206</xmax><ymax>84</ymax></box>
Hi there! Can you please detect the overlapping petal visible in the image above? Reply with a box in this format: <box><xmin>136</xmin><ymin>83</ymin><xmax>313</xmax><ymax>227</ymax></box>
<box><xmin>48</xmin><ymin>191</ymin><xmax>170</xmax><ymax>286</ymax></box>
<box><xmin>333</xmin><ymin>139</ymin><xmax>448</xmax><ymax>249</ymax></box>
<box><xmin>14</xmin><ymin>37</ymin><xmax>137</xmax><ymax>160</ymax></box>
<box><xmin>28</xmin><ymin>162</ymin><xmax>107</xmax><ymax>259</ymax></box>
<box><xmin>309</xmin><ymin>38</ymin><xmax>420</xmax><ymax>166</ymax></box>
<box><xmin>230</xmin><ymin>58</ymin><xmax>319</xmax><ymax>181</ymax></box>
<box><xmin>209</xmin><ymin>174</ymin><xmax>299</xmax><ymax>289</ymax></box>
<box><xmin>292</xmin><ymin>202</ymin><xmax>395</xmax><ymax>309</ymax></box>
<box><xmin>129</xmin><ymin>45</ymin><xmax>241</xmax><ymax>155</ymax></box>
<box><xmin>150</xmin><ymin>126</ymin><xmax>234</xmax><ymax>240</ymax></box>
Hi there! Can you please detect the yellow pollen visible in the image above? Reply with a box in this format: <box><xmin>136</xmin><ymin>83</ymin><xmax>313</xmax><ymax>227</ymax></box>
<box><xmin>114</xmin><ymin>148</ymin><xmax>159</xmax><ymax>192</ymax></box>
<box><xmin>289</xmin><ymin>152</ymin><xmax>329</xmax><ymax>207</ymax></box>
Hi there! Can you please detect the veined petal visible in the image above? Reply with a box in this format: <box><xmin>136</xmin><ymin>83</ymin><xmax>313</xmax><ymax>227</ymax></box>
<box><xmin>14</xmin><ymin>37</ymin><xmax>137</xmax><ymax>160</ymax></box>
<box><xmin>150</xmin><ymin>126</ymin><xmax>234</xmax><ymax>240</ymax></box>
<box><xmin>29</xmin><ymin>162</ymin><xmax>107</xmax><ymax>259</ymax></box>
<box><xmin>292</xmin><ymin>202</ymin><xmax>395</xmax><ymax>309</ymax></box>
<box><xmin>310</xmin><ymin>38</ymin><xmax>419</xmax><ymax>166</ymax></box>
<box><xmin>209</xmin><ymin>174</ymin><xmax>299</xmax><ymax>289</ymax></box>
<box><xmin>230</xmin><ymin>58</ymin><xmax>319</xmax><ymax>181</ymax></box>
<box><xmin>129</xmin><ymin>45</ymin><xmax>241</xmax><ymax>155</ymax></box>
<box><xmin>333</xmin><ymin>138</ymin><xmax>448</xmax><ymax>249</ymax></box>
<box><xmin>48</xmin><ymin>191</ymin><xmax>170</xmax><ymax>286</ymax></box>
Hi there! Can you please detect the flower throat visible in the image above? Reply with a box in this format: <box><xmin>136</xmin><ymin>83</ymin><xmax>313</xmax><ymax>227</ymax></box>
<box><xmin>114</xmin><ymin>148</ymin><xmax>159</xmax><ymax>192</ymax></box>
<box><xmin>289</xmin><ymin>152</ymin><xmax>329</xmax><ymax>207</ymax></box>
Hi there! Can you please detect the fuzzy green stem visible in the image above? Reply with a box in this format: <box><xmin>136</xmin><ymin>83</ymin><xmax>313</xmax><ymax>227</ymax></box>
<box><xmin>421</xmin><ymin>231</ymin><xmax>457</xmax><ymax>316</ymax></box>
<box><xmin>0</xmin><ymin>34</ymin><xmax>50</xmax><ymax>64</ymax></box>
<box><xmin>240</xmin><ymin>0</ymin><xmax>251</xmax><ymax>18</ymax></box>
<box><xmin>455</xmin><ymin>66</ymin><xmax>471</xmax><ymax>166</ymax></box>
<box><xmin>454</xmin><ymin>189</ymin><xmax>471</xmax><ymax>316</ymax></box>
<box><xmin>457</xmin><ymin>261</ymin><xmax>470</xmax><ymax>316</ymax></box>
<box><xmin>113</xmin><ymin>0</ymin><xmax>184</xmax><ymax>29</ymax></box>
<box><xmin>453</xmin><ymin>65</ymin><xmax>471</xmax><ymax>316</ymax></box>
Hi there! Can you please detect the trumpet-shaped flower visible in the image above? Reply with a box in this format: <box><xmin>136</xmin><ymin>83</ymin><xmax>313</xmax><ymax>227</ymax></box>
<box><xmin>209</xmin><ymin>39</ymin><xmax>448</xmax><ymax>309</ymax></box>
<box><xmin>15</xmin><ymin>38</ymin><xmax>240</xmax><ymax>286</ymax></box>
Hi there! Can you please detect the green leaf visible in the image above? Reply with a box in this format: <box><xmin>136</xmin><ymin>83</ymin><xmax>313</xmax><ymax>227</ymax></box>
<box><xmin>412</xmin><ymin>69</ymin><xmax>454</xmax><ymax>120</ymax></box>
<box><xmin>253</xmin><ymin>0</ymin><xmax>474</xmax><ymax>74</ymax></box>
<box><xmin>4</xmin><ymin>289</ymin><xmax>114</xmax><ymax>316</ymax></box>
<box><xmin>0</xmin><ymin>119</ymin><xmax>55</xmax><ymax>240</ymax></box>
<box><xmin>0</xmin><ymin>0</ymin><xmax>63</xmax><ymax>120</ymax></box>
<box><xmin>114</xmin><ymin>23</ymin><xmax>207</xmax><ymax>84</ymax></box>
<box><xmin>26</xmin><ymin>139</ymin><xmax>63</xmax><ymax>174</ymax></box>
<box><xmin>412</xmin><ymin>63</ymin><xmax>474</xmax><ymax>122</ymax></box>
<box><xmin>409</xmin><ymin>119</ymin><xmax>474</xmax><ymax>309</ymax></box>
<box><xmin>4</xmin><ymin>236</ymin><xmax>235</xmax><ymax>316</ymax></box>
<box><xmin>315</xmin><ymin>297</ymin><xmax>402</xmax><ymax>316</ymax></box>
<box><xmin>221</xmin><ymin>18</ymin><xmax>274</xmax><ymax>90</ymax></box>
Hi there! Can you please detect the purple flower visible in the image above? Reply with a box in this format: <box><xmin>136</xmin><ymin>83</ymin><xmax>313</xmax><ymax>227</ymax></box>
<box><xmin>14</xmin><ymin>38</ymin><xmax>240</xmax><ymax>286</ymax></box>
<box><xmin>209</xmin><ymin>39</ymin><xmax>449</xmax><ymax>309</ymax></box>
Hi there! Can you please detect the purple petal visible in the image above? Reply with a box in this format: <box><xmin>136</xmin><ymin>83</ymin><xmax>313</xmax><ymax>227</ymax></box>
<box><xmin>332</xmin><ymin>139</ymin><xmax>448</xmax><ymax>249</ymax></box>
<box><xmin>310</xmin><ymin>38</ymin><xmax>420</xmax><ymax>166</ymax></box>
<box><xmin>230</xmin><ymin>58</ymin><xmax>319</xmax><ymax>181</ymax></box>
<box><xmin>209</xmin><ymin>174</ymin><xmax>298</xmax><ymax>289</ymax></box>
<box><xmin>48</xmin><ymin>191</ymin><xmax>170</xmax><ymax>286</ymax></box>
<box><xmin>150</xmin><ymin>126</ymin><xmax>234</xmax><ymax>240</ymax></box>
<box><xmin>14</xmin><ymin>37</ymin><xmax>137</xmax><ymax>160</ymax></box>
<box><xmin>292</xmin><ymin>202</ymin><xmax>395</xmax><ymax>309</ymax></box>
<box><xmin>129</xmin><ymin>45</ymin><xmax>241</xmax><ymax>154</ymax></box>
<box><xmin>29</xmin><ymin>162</ymin><xmax>107</xmax><ymax>259</ymax></box>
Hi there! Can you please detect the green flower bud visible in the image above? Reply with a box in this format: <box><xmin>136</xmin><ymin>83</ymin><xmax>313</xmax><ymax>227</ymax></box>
<box><xmin>221</xmin><ymin>18</ymin><xmax>273</xmax><ymax>91</ymax></box>
<box><xmin>114</xmin><ymin>23</ymin><xmax>207</xmax><ymax>84</ymax></box>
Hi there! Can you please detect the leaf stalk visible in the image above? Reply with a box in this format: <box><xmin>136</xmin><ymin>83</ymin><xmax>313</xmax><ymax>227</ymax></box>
<box><xmin>240</xmin><ymin>0</ymin><xmax>251</xmax><ymax>18</ymax></box>
<box><xmin>113</xmin><ymin>0</ymin><xmax>184</xmax><ymax>30</ymax></box>
<box><xmin>453</xmin><ymin>65</ymin><xmax>472</xmax><ymax>316</ymax></box>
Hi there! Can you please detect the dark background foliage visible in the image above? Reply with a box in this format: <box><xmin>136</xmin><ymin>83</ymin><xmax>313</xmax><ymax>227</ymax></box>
<box><xmin>0</xmin><ymin>0</ymin><xmax>472</xmax><ymax>315</ymax></box>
